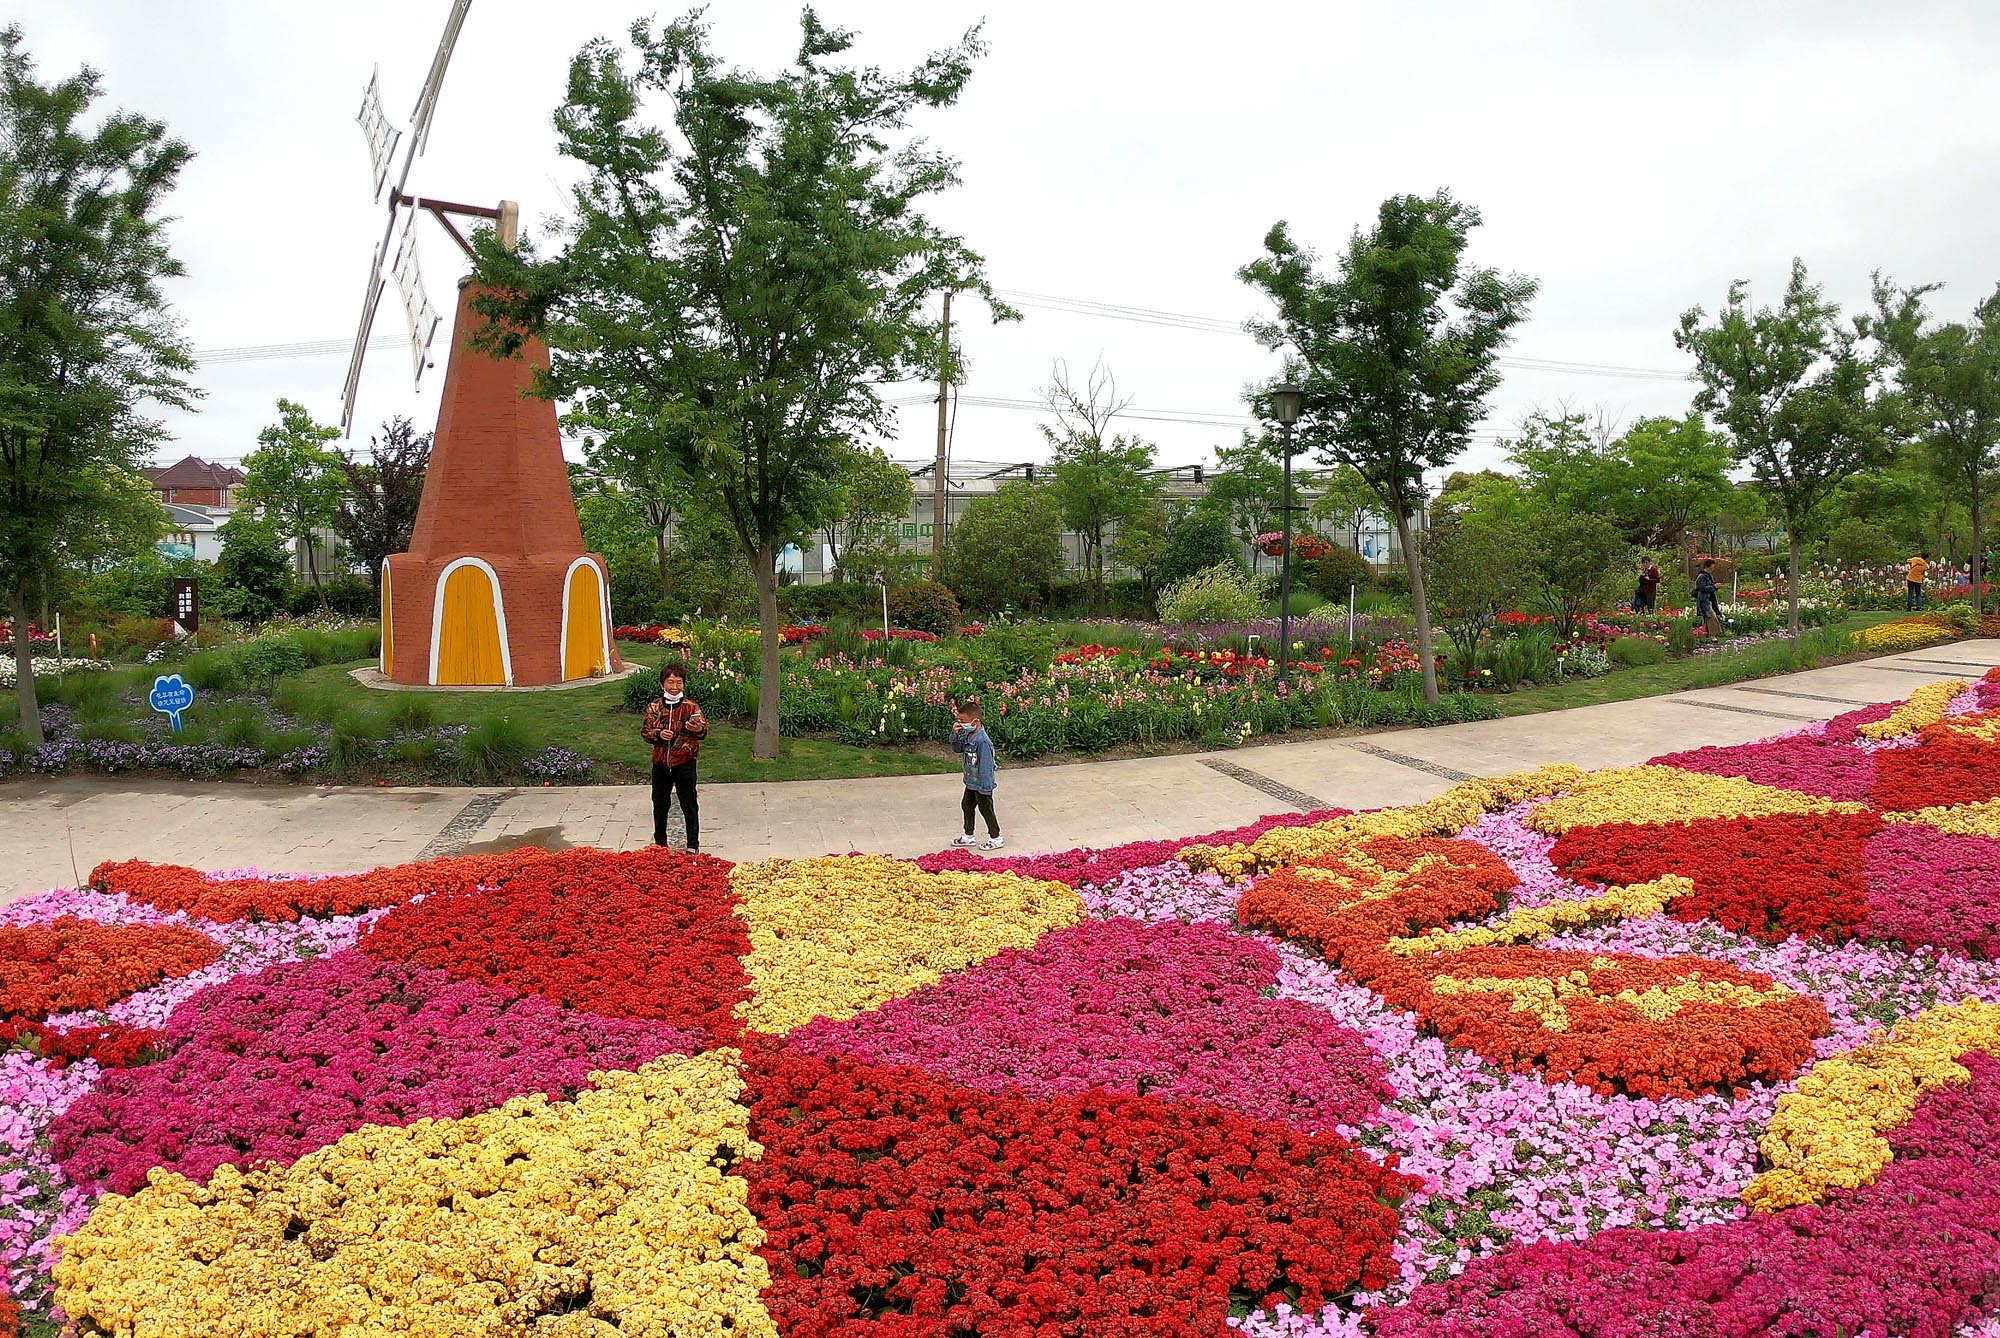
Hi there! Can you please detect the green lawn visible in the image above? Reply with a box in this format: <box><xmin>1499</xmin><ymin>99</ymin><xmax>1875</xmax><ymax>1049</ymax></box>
<box><xmin>1491</xmin><ymin>611</ymin><xmax>1904</xmax><ymax>717</ymax></box>
<box><xmin>290</xmin><ymin>659</ymin><xmax>959</xmax><ymax>785</ymax></box>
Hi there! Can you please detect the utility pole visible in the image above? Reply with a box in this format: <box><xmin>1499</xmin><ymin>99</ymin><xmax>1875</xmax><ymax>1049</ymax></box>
<box><xmin>932</xmin><ymin>291</ymin><xmax>952</xmax><ymax>568</ymax></box>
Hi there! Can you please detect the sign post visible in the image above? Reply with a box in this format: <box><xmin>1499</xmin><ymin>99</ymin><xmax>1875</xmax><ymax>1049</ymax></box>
<box><xmin>172</xmin><ymin>578</ymin><xmax>200</xmax><ymax>637</ymax></box>
<box><xmin>149</xmin><ymin>674</ymin><xmax>195</xmax><ymax>733</ymax></box>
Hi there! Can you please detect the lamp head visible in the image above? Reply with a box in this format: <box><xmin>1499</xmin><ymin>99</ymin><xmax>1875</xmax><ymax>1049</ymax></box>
<box><xmin>1271</xmin><ymin>382</ymin><xmax>1304</xmax><ymax>426</ymax></box>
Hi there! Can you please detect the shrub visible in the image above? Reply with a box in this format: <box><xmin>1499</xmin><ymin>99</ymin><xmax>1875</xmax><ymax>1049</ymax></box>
<box><xmin>1158</xmin><ymin>506</ymin><xmax>1240</xmax><ymax>587</ymax></box>
<box><xmin>1607</xmin><ymin>636</ymin><xmax>1669</xmax><ymax>668</ymax></box>
<box><xmin>235</xmin><ymin>638</ymin><xmax>311</xmax><ymax>693</ymax></box>
<box><xmin>888</xmin><ymin>580</ymin><xmax>960</xmax><ymax>634</ymax></box>
<box><xmin>211</xmin><ymin>512</ymin><xmax>295</xmax><ymax>623</ymax></box>
<box><xmin>181</xmin><ymin>649</ymin><xmax>242</xmax><ymax>693</ymax></box>
<box><xmin>1311</xmin><ymin>546</ymin><xmax>1374</xmax><ymax>601</ymax></box>
<box><xmin>454</xmin><ymin>715</ymin><xmax>537</xmax><ymax>784</ymax></box>
<box><xmin>939</xmin><ymin>483</ymin><xmax>1067</xmax><ymax>613</ymax></box>
<box><xmin>779</xmin><ymin>583</ymin><xmax>879</xmax><ymax>625</ymax></box>
<box><xmin>1160</xmin><ymin>563</ymin><xmax>1261</xmax><ymax>624</ymax></box>
<box><xmin>1373</xmin><ymin>562</ymin><xmax>1410</xmax><ymax>595</ymax></box>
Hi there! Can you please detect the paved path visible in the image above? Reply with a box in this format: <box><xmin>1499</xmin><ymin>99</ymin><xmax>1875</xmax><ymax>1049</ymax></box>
<box><xmin>4</xmin><ymin>641</ymin><xmax>1996</xmax><ymax>903</ymax></box>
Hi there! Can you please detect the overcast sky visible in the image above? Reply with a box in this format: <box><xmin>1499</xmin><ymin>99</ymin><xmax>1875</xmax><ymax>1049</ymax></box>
<box><xmin>17</xmin><ymin>1</ymin><xmax>2000</xmax><ymax>482</ymax></box>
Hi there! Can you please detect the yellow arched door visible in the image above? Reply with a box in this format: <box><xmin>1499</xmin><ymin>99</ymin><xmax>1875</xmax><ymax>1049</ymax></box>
<box><xmin>563</xmin><ymin>561</ymin><xmax>607</xmax><ymax>679</ymax></box>
<box><xmin>435</xmin><ymin>563</ymin><xmax>507</xmax><ymax>685</ymax></box>
<box><xmin>379</xmin><ymin>559</ymin><xmax>394</xmax><ymax>676</ymax></box>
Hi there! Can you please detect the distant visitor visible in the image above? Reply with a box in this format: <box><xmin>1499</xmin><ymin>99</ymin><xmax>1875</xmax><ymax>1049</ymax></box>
<box><xmin>950</xmin><ymin>697</ymin><xmax>1003</xmax><ymax>850</ymax></box>
<box><xmin>642</xmin><ymin>663</ymin><xmax>708</xmax><ymax>854</ymax></box>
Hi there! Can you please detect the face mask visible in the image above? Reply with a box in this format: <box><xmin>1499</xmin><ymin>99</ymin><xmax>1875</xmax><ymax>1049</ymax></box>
<box><xmin>663</xmin><ymin>689</ymin><xmax>684</xmax><ymax>704</ymax></box>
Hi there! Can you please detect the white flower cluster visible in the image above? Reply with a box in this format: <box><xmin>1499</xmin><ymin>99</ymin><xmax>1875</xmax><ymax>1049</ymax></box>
<box><xmin>0</xmin><ymin>656</ymin><xmax>111</xmax><ymax>687</ymax></box>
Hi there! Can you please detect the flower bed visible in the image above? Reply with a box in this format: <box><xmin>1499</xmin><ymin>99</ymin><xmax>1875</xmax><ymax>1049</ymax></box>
<box><xmin>11</xmin><ymin>680</ymin><xmax>2000</xmax><ymax>1334</ymax></box>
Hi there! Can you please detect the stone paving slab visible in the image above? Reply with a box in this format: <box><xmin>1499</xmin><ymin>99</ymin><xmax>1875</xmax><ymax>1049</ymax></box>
<box><xmin>3</xmin><ymin>641</ymin><xmax>1995</xmax><ymax>904</ymax></box>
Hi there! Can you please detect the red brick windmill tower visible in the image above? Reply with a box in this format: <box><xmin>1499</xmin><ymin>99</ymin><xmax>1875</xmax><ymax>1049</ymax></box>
<box><xmin>340</xmin><ymin>2</ymin><xmax>615</xmax><ymax>686</ymax></box>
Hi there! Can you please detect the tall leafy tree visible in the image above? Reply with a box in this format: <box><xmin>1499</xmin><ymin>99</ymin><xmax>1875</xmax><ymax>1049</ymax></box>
<box><xmin>1676</xmin><ymin>259</ymin><xmax>1897</xmax><ymax>641</ymax></box>
<box><xmin>826</xmin><ymin>446</ymin><xmax>914</xmax><ymax>577</ymax></box>
<box><xmin>471</xmin><ymin>11</ymin><xmax>1005</xmax><ymax>757</ymax></box>
<box><xmin>1205</xmin><ymin>431</ymin><xmax>1287</xmax><ymax>570</ymax></box>
<box><xmin>1606</xmin><ymin>412</ymin><xmax>1733</xmax><ymax>552</ymax></box>
<box><xmin>241</xmin><ymin>398</ymin><xmax>345</xmax><ymax>599</ymax></box>
<box><xmin>1505</xmin><ymin>409</ymin><xmax>1617</xmax><ymax>516</ymax></box>
<box><xmin>1869</xmin><ymin>276</ymin><xmax>2000</xmax><ymax>612</ymax></box>
<box><xmin>938</xmin><ymin>481</ymin><xmax>1064</xmax><ymax>613</ymax></box>
<box><xmin>0</xmin><ymin>27</ymin><xmax>195</xmax><ymax>742</ymax></box>
<box><xmin>1241</xmin><ymin>191</ymin><xmax>1537</xmax><ymax>703</ymax></box>
<box><xmin>1041</xmin><ymin>359</ymin><xmax>1159</xmax><ymax>609</ymax></box>
<box><xmin>1109</xmin><ymin>494</ymin><xmax>1172</xmax><ymax>611</ymax></box>
<box><xmin>336</xmin><ymin>416</ymin><xmax>431</xmax><ymax>592</ymax></box>
<box><xmin>1306</xmin><ymin>463</ymin><xmax>1376</xmax><ymax>558</ymax></box>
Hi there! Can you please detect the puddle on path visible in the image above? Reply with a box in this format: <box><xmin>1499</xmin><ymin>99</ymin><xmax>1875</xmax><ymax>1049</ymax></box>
<box><xmin>459</xmin><ymin>825</ymin><xmax>576</xmax><ymax>856</ymax></box>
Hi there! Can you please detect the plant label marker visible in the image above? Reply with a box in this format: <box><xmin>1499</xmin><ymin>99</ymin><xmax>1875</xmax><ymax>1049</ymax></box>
<box><xmin>149</xmin><ymin>674</ymin><xmax>195</xmax><ymax>733</ymax></box>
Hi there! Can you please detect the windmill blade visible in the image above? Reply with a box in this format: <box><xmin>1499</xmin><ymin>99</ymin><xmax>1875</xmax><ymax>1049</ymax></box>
<box><xmin>389</xmin><ymin>209</ymin><xmax>443</xmax><ymax>389</ymax></box>
<box><xmin>356</xmin><ymin>66</ymin><xmax>403</xmax><ymax>202</ymax></box>
<box><xmin>339</xmin><ymin>248</ymin><xmax>388</xmax><ymax>435</ymax></box>
<box><xmin>408</xmin><ymin>0</ymin><xmax>473</xmax><ymax>158</ymax></box>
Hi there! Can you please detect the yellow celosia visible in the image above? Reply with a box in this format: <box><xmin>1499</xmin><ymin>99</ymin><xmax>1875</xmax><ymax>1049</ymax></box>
<box><xmin>729</xmin><ymin>855</ymin><xmax>1082</xmax><ymax>1033</ymax></box>
<box><xmin>1857</xmin><ymin>679</ymin><xmax>1968</xmax><ymax>740</ymax></box>
<box><xmin>1429</xmin><ymin>960</ymin><xmax>1793</xmax><ymax>1034</ymax></box>
<box><xmin>1851</xmin><ymin>620</ymin><xmax>1956</xmax><ymax>652</ymax></box>
<box><xmin>53</xmin><ymin>1051</ymin><xmax>776</xmax><ymax>1338</ymax></box>
<box><xmin>1741</xmin><ymin>999</ymin><xmax>2000</xmax><ymax>1213</ymax></box>
<box><xmin>1179</xmin><ymin>764</ymin><xmax>1585</xmax><ymax>878</ymax></box>
<box><xmin>1524</xmin><ymin>766</ymin><xmax>1862</xmax><ymax>835</ymax></box>
<box><xmin>1884</xmin><ymin>796</ymin><xmax>2000</xmax><ymax>838</ymax></box>
<box><xmin>1388</xmin><ymin>875</ymin><xmax>1694</xmax><ymax>956</ymax></box>
<box><xmin>1930</xmin><ymin>706</ymin><xmax>2000</xmax><ymax>744</ymax></box>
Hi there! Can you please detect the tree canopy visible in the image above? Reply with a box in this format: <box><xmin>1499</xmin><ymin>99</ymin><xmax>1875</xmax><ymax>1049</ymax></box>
<box><xmin>1240</xmin><ymin>190</ymin><xmax>1537</xmax><ymax>702</ymax></box>
<box><xmin>241</xmin><ymin>398</ymin><xmax>345</xmax><ymax>598</ymax></box>
<box><xmin>0</xmin><ymin>26</ymin><xmax>195</xmax><ymax>741</ymax></box>
<box><xmin>470</xmin><ymin>10</ymin><xmax>1005</xmax><ymax>757</ymax></box>
<box><xmin>939</xmin><ymin>481</ymin><xmax>1064</xmax><ymax>613</ymax></box>
<box><xmin>336</xmin><ymin>416</ymin><xmax>431</xmax><ymax>592</ymax></box>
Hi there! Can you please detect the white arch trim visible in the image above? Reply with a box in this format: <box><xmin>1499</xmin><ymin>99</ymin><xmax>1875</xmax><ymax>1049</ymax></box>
<box><xmin>379</xmin><ymin>557</ymin><xmax>393</xmax><ymax>673</ymax></box>
<box><xmin>428</xmin><ymin>556</ymin><xmax>514</xmax><ymax>686</ymax></box>
<box><xmin>558</xmin><ymin>555</ymin><xmax>613</xmax><ymax>678</ymax></box>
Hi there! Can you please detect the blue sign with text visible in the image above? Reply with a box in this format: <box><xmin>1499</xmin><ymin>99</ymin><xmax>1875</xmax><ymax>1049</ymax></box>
<box><xmin>149</xmin><ymin>674</ymin><xmax>195</xmax><ymax>732</ymax></box>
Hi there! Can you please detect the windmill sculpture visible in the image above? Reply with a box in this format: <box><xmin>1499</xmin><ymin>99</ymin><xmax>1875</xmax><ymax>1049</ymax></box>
<box><xmin>342</xmin><ymin>0</ymin><xmax>616</xmax><ymax>687</ymax></box>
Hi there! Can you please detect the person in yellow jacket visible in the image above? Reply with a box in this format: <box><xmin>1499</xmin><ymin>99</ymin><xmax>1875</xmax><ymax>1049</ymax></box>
<box><xmin>1906</xmin><ymin>551</ymin><xmax>1929</xmax><ymax>611</ymax></box>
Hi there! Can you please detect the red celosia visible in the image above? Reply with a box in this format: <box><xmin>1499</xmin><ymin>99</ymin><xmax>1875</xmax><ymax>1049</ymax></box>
<box><xmin>0</xmin><ymin>917</ymin><xmax>220</xmax><ymax>1020</ymax></box>
<box><xmin>90</xmin><ymin>847</ymin><xmax>565</xmax><ymax>923</ymax></box>
<box><xmin>0</xmin><ymin>1019</ymin><xmax>163</xmax><ymax>1069</ymax></box>
<box><xmin>738</xmin><ymin>1038</ymin><xmax>1415</xmax><ymax>1336</ymax></box>
<box><xmin>359</xmin><ymin>847</ymin><xmax>752</xmax><ymax>1042</ymax></box>
<box><xmin>1873</xmin><ymin>735</ymin><xmax>2000</xmax><ymax>812</ymax></box>
<box><xmin>1551</xmin><ymin>811</ymin><xmax>1883</xmax><ymax>942</ymax></box>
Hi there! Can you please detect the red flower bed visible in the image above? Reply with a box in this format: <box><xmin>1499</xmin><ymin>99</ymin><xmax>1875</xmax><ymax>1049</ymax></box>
<box><xmin>0</xmin><ymin>1019</ymin><xmax>163</xmax><ymax>1069</ymax></box>
<box><xmin>1239</xmin><ymin>837</ymin><xmax>1828</xmax><ymax>1098</ymax></box>
<box><xmin>0</xmin><ymin>918</ymin><xmax>220</xmax><ymax>1020</ymax></box>
<box><xmin>359</xmin><ymin>847</ymin><xmax>752</xmax><ymax>1043</ymax></box>
<box><xmin>90</xmin><ymin>848</ymin><xmax>565</xmax><ymax>923</ymax></box>
<box><xmin>1550</xmin><ymin>812</ymin><xmax>1882</xmax><ymax>942</ymax></box>
<box><xmin>739</xmin><ymin>1039</ymin><xmax>1415</xmax><ymax>1336</ymax></box>
<box><xmin>1874</xmin><ymin>735</ymin><xmax>2000</xmax><ymax>812</ymax></box>
<box><xmin>1819</xmin><ymin>699</ymin><xmax>1899</xmax><ymax>743</ymax></box>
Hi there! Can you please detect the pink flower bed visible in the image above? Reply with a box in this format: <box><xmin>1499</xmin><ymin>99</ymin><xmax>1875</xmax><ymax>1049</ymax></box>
<box><xmin>791</xmin><ymin>918</ymin><xmax>1390</xmax><ymax>1131</ymax></box>
<box><xmin>1649</xmin><ymin>734</ymin><xmax>1880</xmax><ymax>801</ymax></box>
<box><xmin>914</xmin><ymin>807</ymin><xmax>1349</xmax><ymax>886</ymax></box>
<box><xmin>1866</xmin><ymin>824</ymin><xmax>2000</xmax><ymax>959</ymax></box>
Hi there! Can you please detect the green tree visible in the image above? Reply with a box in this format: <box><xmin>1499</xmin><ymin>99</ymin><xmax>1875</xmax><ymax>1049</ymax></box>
<box><xmin>0</xmin><ymin>27</ymin><xmax>195</xmax><ymax>743</ymax></box>
<box><xmin>1424</xmin><ymin>515</ymin><xmax>1525</xmax><ymax>676</ymax></box>
<box><xmin>241</xmin><ymin>398</ymin><xmax>345</xmax><ymax>599</ymax></box>
<box><xmin>1505</xmin><ymin>408</ymin><xmax>1618</xmax><ymax>516</ymax></box>
<box><xmin>1241</xmin><ymin>191</ymin><xmax>1537</xmax><ymax>703</ymax></box>
<box><xmin>1159</xmin><ymin>504</ymin><xmax>1239</xmax><ymax>587</ymax></box>
<box><xmin>1434</xmin><ymin>469</ymin><xmax>1534</xmax><ymax>529</ymax></box>
<box><xmin>1676</xmin><ymin>259</ymin><xmax>1897</xmax><ymax>642</ymax></box>
<box><xmin>470</xmin><ymin>12</ymin><xmax>1004</xmax><ymax>758</ymax></box>
<box><xmin>1308</xmin><ymin>464</ymin><xmax>1377</xmax><ymax>556</ymax></box>
<box><xmin>1109</xmin><ymin>495</ymin><xmax>1172</xmax><ymax>612</ymax></box>
<box><xmin>336</xmin><ymin>416</ymin><xmax>430</xmax><ymax>592</ymax></box>
<box><xmin>1869</xmin><ymin>276</ymin><xmax>2000</xmax><ymax>613</ymax></box>
<box><xmin>1823</xmin><ymin>517</ymin><xmax>1900</xmax><ymax>570</ymax></box>
<box><xmin>1607</xmin><ymin>412</ymin><xmax>1734</xmax><ymax>550</ymax></box>
<box><xmin>211</xmin><ymin>509</ymin><xmax>293</xmax><ymax>621</ymax></box>
<box><xmin>1523</xmin><ymin>506</ymin><xmax>1628</xmax><ymax>639</ymax></box>
<box><xmin>1041</xmin><ymin>359</ymin><xmax>1159</xmax><ymax>609</ymax></box>
<box><xmin>1206</xmin><ymin>431</ymin><xmax>1287</xmax><ymax>571</ymax></box>
<box><xmin>938</xmin><ymin>481</ymin><xmax>1064</xmax><ymax>612</ymax></box>
<box><xmin>827</xmin><ymin>446</ymin><xmax>914</xmax><ymax>578</ymax></box>
<box><xmin>1820</xmin><ymin>446</ymin><xmax>1946</xmax><ymax>558</ymax></box>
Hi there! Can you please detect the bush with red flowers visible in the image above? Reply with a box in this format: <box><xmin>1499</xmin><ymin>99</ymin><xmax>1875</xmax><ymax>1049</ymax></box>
<box><xmin>1551</xmin><ymin>811</ymin><xmax>1883</xmax><ymax>943</ymax></box>
<box><xmin>358</xmin><ymin>847</ymin><xmax>752</xmax><ymax>1042</ymax></box>
<box><xmin>739</xmin><ymin>1039</ymin><xmax>1415</xmax><ymax>1336</ymax></box>
<box><xmin>0</xmin><ymin>1020</ymin><xmax>162</xmax><ymax>1069</ymax></box>
<box><xmin>1873</xmin><ymin>735</ymin><xmax>2000</xmax><ymax>812</ymax></box>
<box><xmin>90</xmin><ymin>847</ymin><xmax>563</xmax><ymax>923</ymax></box>
<box><xmin>0</xmin><ymin>917</ymin><xmax>220</xmax><ymax>1020</ymax></box>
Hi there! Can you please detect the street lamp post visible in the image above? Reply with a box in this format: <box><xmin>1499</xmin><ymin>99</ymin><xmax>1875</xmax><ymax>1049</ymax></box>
<box><xmin>1270</xmin><ymin>383</ymin><xmax>1304</xmax><ymax>688</ymax></box>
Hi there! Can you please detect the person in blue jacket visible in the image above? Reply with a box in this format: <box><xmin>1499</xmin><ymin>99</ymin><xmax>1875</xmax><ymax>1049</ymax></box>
<box><xmin>949</xmin><ymin>697</ymin><xmax>1002</xmax><ymax>849</ymax></box>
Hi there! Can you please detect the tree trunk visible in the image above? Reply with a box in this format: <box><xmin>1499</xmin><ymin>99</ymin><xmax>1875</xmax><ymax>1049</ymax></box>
<box><xmin>1786</xmin><ymin>534</ymin><xmax>1803</xmax><ymax>647</ymax></box>
<box><xmin>654</xmin><ymin>529</ymin><xmax>673</xmax><ymax>603</ymax></box>
<box><xmin>1972</xmin><ymin>480</ymin><xmax>1985</xmax><ymax>618</ymax></box>
<box><xmin>11</xmin><ymin>579</ymin><xmax>42</xmax><ymax>746</ymax></box>
<box><xmin>1394</xmin><ymin>510</ymin><xmax>1439</xmax><ymax>705</ymax></box>
<box><xmin>753</xmin><ymin>541</ymin><xmax>782</xmax><ymax>760</ymax></box>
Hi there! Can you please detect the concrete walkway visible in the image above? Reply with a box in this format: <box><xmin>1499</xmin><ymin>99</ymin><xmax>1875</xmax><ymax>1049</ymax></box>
<box><xmin>4</xmin><ymin>641</ymin><xmax>1996</xmax><ymax>903</ymax></box>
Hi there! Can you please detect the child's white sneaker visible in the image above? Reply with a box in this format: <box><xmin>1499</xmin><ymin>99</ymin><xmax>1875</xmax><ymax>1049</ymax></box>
<box><xmin>951</xmin><ymin>834</ymin><xmax>978</xmax><ymax>848</ymax></box>
<box><xmin>981</xmin><ymin>836</ymin><xmax>1005</xmax><ymax>850</ymax></box>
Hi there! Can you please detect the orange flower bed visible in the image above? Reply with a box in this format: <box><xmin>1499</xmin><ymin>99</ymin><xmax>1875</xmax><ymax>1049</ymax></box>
<box><xmin>0</xmin><ymin>918</ymin><xmax>220</xmax><ymax>1019</ymax></box>
<box><xmin>1237</xmin><ymin>836</ymin><xmax>1829</xmax><ymax>1098</ymax></box>
<box><xmin>89</xmin><ymin>848</ymin><xmax>565</xmax><ymax>923</ymax></box>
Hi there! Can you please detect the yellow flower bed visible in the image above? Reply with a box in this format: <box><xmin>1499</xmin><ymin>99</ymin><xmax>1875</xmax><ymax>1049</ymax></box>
<box><xmin>1884</xmin><ymin>796</ymin><xmax>2000</xmax><ymax>838</ymax></box>
<box><xmin>1741</xmin><ymin>1000</ymin><xmax>2000</xmax><ymax>1213</ymax></box>
<box><xmin>1858</xmin><ymin>679</ymin><xmax>1968</xmax><ymax>740</ymax></box>
<box><xmin>1430</xmin><ymin>962</ymin><xmax>1794</xmax><ymax>1034</ymax></box>
<box><xmin>1388</xmin><ymin>876</ymin><xmax>1694</xmax><ymax>956</ymax></box>
<box><xmin>54</xmin><ymin>1051</ymin><xmax>776</xmax><ymax>1338</ymax></box>
<box><xmin>1524</xmin><ymin>766</ymin><xmax>1863</xmax><ymax>835</ymax></box>
<box><xmin>1852</xmin><ymin>619</ymin><xmax>1956</xmax><ymax>653</ymax></box>
<box><xmin>729</xmin><ymin>855</ymin><xmax>1082</xmax><ymax>1033</ymax></box>
<box><xmin>1931</xmin><ymin>706</ymin><xmax>2000</xmax><ymax>744</ymax></box>
<box><xmin>1179</xmin><ymin>764</ymin><xmax>1585</xmax><ymax>878</ymax></box>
